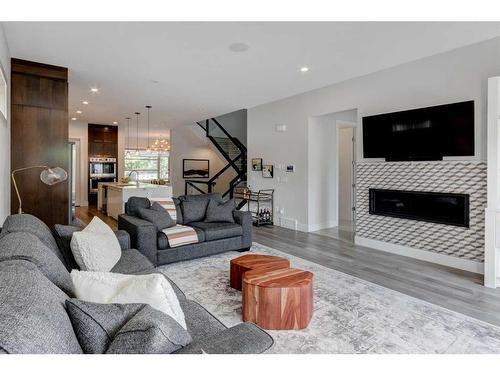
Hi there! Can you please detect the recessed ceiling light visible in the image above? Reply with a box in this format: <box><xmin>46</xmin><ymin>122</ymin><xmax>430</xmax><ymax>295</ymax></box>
<box><xmin>71</xmin><ymin>117</ymin><xmax>77</xmax><ymax>121</ymax></box>
<box><xmin>90</xmin><ymin>88</ymin><xmax>99</xmax><ymax>93</ymax></box>
<box><xmin>76</xmin><ymin>110</ymin><xmax>82</xmax><ymax>114</ymax></box>
<box><xmin>300</xmin><ymin>67</ymin><xmax>310</xmax><ymax>73</ymax></box>
<box><xmin>113</xmin><ymin>121</ymin><xmax>118</xmax><ymax>125</ymax></box>
<box><xmin>82</xmin><ymin>101</ymin><xmax>89</xmax><ymax>105</ymax></box>
<box><xmin>228</xmin><ymin>43</ymin><xmax>249</xmax><ymax>53</ymax></box>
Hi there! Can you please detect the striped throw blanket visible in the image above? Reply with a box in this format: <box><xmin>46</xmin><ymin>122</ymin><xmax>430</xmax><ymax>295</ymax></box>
<box><xmin>161</xmin><ymin>225</ymin><xmax>199</xmax><ymax>248</ymax></box>
<box><xmin>149</xmin><ymin>197</ymin><xmax>177</xmax><ymax>221</ymax></box>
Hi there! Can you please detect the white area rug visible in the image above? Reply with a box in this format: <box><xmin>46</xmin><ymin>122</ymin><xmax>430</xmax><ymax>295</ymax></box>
<box><xmin>157</xmin><ymin>243</ymin><xmax>500</xmax><ymax>353</ymax></box>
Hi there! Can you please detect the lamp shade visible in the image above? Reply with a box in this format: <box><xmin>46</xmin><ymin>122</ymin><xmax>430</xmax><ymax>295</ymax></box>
<box><xmin>40</xmin><ymin>167</ymin><xmax>68</xmax><ymax>185</ymax></box>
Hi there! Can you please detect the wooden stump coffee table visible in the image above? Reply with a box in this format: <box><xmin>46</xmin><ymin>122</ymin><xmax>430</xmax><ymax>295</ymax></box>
<box><xmin>230</xmin><ymin>254</ymin><xmax>290</xmax><ymax>291</ymax></box>
<box><xmin>242</xmin><ymin>268</ymin><xmax>313</xmax><ymax>330</ymax></box>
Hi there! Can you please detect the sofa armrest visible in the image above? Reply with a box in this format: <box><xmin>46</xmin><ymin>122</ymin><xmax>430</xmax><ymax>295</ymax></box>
<box><xmin>233</xmin><ymin>210</ymin><xmax>252</xmax><ymax>248</ymax></box>
<box><xmin>174</xmin><ymin>322</ymin><xmax>273</xmax><ymax>354</ymax></box>
<box><xmin>118</xmin><ymin>214</ymin><xmax>157</xmax><ymax>265</ymax></box>
<box><xmin>114</xmin><ymin>230</ymin><xmax>131</xmax><ymax>250</ymax></box>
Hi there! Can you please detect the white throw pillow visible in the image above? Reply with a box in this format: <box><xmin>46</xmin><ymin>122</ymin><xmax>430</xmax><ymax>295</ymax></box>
<box><xmin>70</xmin><ymin>270</ymin><xmax>187</xmax><ymax>329</ymax></box>
<box><xmin>70</xmin><ymin>217</ymin><xmax>121</xmax><ymax>271</ymax></box>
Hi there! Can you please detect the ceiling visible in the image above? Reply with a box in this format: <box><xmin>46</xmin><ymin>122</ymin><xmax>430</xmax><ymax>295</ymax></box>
<box><xmin>3</xmin><ymin>22</ymin><xmax>500</xmax><ymax>137</ymax></box>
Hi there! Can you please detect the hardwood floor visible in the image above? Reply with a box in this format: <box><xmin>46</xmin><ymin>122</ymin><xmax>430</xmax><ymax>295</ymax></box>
<box><xmin>254</xmin><ymin>225</ymin><xmax>500</xmax><ymax>327</ymax></box>
<box><xmin>75</xmin><ymin>206</ymin><xmax>118</xmax><ymax>230</ymax></box>
<box><xmin>75</xmin><ymin>205</ymin><xmax>500</xmax><ymax>327</ymax></box>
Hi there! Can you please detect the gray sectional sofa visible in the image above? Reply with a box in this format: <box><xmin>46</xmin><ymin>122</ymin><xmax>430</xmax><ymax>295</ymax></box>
<box><xmin>118</xmin><ymin>193</ymin><xmax>252</xmax><ymax>266</ymax></box>
<box><xmin>0</xmin><ymin>214</ymin><xmax>273</xmax><ymax>354</ymax></box>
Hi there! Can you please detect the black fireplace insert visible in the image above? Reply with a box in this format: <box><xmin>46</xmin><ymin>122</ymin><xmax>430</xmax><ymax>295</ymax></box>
<box><xmin>369</xmin><ymin>189</ymin><xmax>469</xmax><ymax>228</ymax></box>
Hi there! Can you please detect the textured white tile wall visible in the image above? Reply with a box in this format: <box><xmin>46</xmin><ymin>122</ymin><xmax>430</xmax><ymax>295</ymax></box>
<box><xmin>356</xmin><ymin>161</ymin><xmax>487</xmax><ymax>262</ymax></box>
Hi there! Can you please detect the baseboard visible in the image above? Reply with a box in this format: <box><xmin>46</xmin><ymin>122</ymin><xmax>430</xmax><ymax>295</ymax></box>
<box><xmin>308</xmin><ymin>220</ymin><xmax>338</xmax><ymax>232</ymax></box>
<box><xmin>355</xmin><ymin>236</ymin><xmax>484</xmax><ymax>274</ymax></box>
<box><xmin>276</xmin><ymin>216</ymin><xmax>308</xmax><ymax>232</ymax></box>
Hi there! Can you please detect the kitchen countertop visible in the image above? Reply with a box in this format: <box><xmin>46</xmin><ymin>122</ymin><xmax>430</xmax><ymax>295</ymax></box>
<box><xmin>98</xmin><ymin>182</ymin><xmax>171</xmax><ymax>190</ymax></box>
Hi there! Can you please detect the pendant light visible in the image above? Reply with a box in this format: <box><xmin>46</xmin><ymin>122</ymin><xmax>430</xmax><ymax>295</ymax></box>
<box><xmin>145</xmin><ymin>105</ymin><xmax>152</xmax><ymax>152</ymax></box>
<box><xmin>134</xmin><ymin>112</ymin><xmax>140</xmax><ymax>154</ymax></box>
<box><xmin>125</xmin><ymin>117</ymin><xmax>131</xmax><ymax>157</ymax></box>
<box><xmin>151</xmin><ymin>135</ymin><xmax>169</xmax><ymax>152</ymax></box>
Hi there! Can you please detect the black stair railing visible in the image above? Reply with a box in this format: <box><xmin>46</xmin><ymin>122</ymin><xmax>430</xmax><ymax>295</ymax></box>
<box><xmin>185</xmin><ymin>117</ymin><xmax>247</xmax><ymax>200</ymax></box>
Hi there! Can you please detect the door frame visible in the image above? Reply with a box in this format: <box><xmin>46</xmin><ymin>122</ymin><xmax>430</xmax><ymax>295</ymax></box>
<box><xmin>485</xmin><ymin>77</ymin><xmax>500</xmax><ymax>287</ymax></box>
<box><xmin>335</xmin><ymin>120</ymin><xmax>357</xmax><ymax>234</ymax></box>
<box><xmin>69</xmin><ymin>138</ymin><xmax>82</xmax><ymax>207</ymax></box>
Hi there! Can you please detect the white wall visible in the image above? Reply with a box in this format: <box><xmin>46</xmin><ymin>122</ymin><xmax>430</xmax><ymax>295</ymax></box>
<box><xmin>0</xmin><ymin>24</ymin><xmax>10</xmax><ymax>224</ymax></box>
<box><xmin>248</xmin><ymin>36</ymin><xmax>500</xmax><ymax>231</ymax></box>
<box><xmin>170</xmin><ymin>126</ymin><xmax>230</xmax><ymax>197</ymax></box>
<box><xmin>307</xmin><ymin>110</ymin><xmax>356</xmax><ymax>231</ymax></box>
<box><xmin>213</xmin><ymin>109</ymin><xmax>247</xmax><ymax>146</ymax></box>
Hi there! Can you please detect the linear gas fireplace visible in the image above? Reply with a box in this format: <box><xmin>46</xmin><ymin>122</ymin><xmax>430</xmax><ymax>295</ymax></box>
<box><xmin>369</xmin><ymin>189</ymin><xmax>469</xmax><ymax>228</ymax></box>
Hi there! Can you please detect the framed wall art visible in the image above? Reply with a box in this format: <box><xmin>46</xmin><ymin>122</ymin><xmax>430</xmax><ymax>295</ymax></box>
<box><xmin>183</xmin><ymin>159</ymin><xmax>210</xmax><ymax>178</ymax></box>
<box><xmin>262</xmin><ymin>164</ymin><xmax>274</xmax><ymax>178</ymax></box>
<box><xmin>251</xmin><ymin>158</ymin><xmax>263</xmax><ymax>171</ymax></box>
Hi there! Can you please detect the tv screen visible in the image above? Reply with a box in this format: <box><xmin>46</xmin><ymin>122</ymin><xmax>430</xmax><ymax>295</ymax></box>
<box><xmin>362</xmin><ymin>101</ymin><xmax>474</xmax><ymax>161</ymax></box>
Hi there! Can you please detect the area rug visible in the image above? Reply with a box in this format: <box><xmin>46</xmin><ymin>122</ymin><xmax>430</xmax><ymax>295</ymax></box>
<box><xmin>156</xmin><ymin>243</ymin><xmax>500</xmax><ymax>353</ymax></box>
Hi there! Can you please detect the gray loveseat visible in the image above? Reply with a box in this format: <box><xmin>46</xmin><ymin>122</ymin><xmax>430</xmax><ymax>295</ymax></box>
<box><xmin>118</xmin><ymin>193</ymin><xmax>252</xmax><ymax>266</ymax></box>
<box><xmin>0</xmin><ymin>214</ymin><xmax>272</xmax><ymax>354</ymax></box>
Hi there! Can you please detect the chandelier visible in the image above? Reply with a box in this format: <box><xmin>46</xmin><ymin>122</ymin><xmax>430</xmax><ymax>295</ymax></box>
<box><xmin>151</xmin><ymin>137</ymin><xmax>169</xmax><ymax>152</ymax></box>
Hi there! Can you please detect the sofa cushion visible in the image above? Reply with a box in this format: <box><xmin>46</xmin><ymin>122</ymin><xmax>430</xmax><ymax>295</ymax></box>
<box><xmin>179</xmin><ymin>193</ymin><xmax>223</xmax><ymax>204</ymax></box>
<box><xmin>65</xmin><ymin>299</ymin><xmax>145</xmax><ymax>353</ymax></box>
<box><xmin>180</xmin><ymin>300</ymin><xmax>226</xmax><ymax>342</ymax></box>
<box><xmin>157</xmin><ymin>227</ymin><xmax>205</xmax><ymax>250</ymax></box>
<box><xmin>181</xmin><ymin>199</ymin><xmax>210</xmax><ymax>224</ymax></box>
<box><xmin>106</xmin><ymin>305</ymin><xmax>192</xmax><ymax>354</ymax></box>
<box><xmin>137</xmin><ymin>202</ymin><xmax>176</xmax><ymax>231</ymax></box>
<box><xmin>111</xmin><ymin>249</ymin><xmax>155</xmax><ymax>274</ymax></box>
<box><xmin>53</xmin><ymin>224</ymin><xmax>84</xmax><ymax>270</ymax></box>
<box><xmin>205</xmin><ymin>198</ymin><xmax>235</xmax><ymax>223</ymax></box>
<box><xmin>174</xmin><ymin>322</ymin><xmax>274</xmax><ymax>354</ymax></box>
<box><xmin>0</xmin><ymin>232</ymin><xmax>74</xmax><ymax>297</ymax></box>
<box><xmin>125</xmin><ymin>197</ymin><xmax>151</xmax><ymax>216</ymax></box>
<box><xmin>0</xmin><ymin>260</ymin><xmax>83</xmax><ymax>354</ymax></box>
<box><xmin>0</xmin><ymin>214</ymin><xmax>67</xmax><ymax>267</ymax></box>
<box><xmin>189</xmin><ymin>222</ymin><xmax>243</xmax><ymax>241</ymax></box>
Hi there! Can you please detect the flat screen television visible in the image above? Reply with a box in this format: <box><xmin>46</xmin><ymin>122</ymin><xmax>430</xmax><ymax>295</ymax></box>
<box><xmin>362</xmin><ymin>101</ymin><xmax>474</xmax><ymax>161</ymax></box>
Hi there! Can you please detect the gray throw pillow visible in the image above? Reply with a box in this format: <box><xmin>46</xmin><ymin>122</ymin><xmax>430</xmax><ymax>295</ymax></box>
<box><xmin>205</xmin><ymin>199</ymin><xmax>235</xmax><ymax>223</ymax></box>
<box><xmin>137</xmin><ymin>202</ymin><xmax>176</xmax><ymax>230</ymax></box>
<box><xmin>106</xmin><ymin>306</ymin><xmax>192</xmax><ymax>354</ymax></box>
<box><xmin>66</xmin><ymin>299</ymin><xmax>145</xmax><ymax>354</ymax></box>
<box><xmin>181</xmin><ymin>199</ymin><xmax>209</xmax><ymax>224</ymax></box>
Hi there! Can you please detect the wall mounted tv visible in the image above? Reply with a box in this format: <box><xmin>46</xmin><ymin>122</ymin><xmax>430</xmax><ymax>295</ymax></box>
<box><xmin>362</xmin><ymin>100</ymin><xmax>474</xmax><ymax>161</ymax></box>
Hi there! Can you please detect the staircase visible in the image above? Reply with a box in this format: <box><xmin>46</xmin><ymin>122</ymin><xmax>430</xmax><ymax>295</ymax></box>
<box><xmin>185</xmin><ymin>117</ymin><xmax>247</xmax><ymax>200</ymax></box>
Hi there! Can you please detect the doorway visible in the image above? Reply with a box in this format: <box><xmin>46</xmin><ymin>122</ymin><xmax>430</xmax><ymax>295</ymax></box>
<box><xmin>69</xmin><ymin>138</ymin><xmax>82</xmax><ymax>220</ymax></box>
<box><xmin>337</xmin><ymin>125</ymin><xmax>355</xmax><ymax>240</ymax></box>
<box><xmin>307</xmin><ymin>110</ymin><xmax>357</xmax><ymax>243</ymax></box>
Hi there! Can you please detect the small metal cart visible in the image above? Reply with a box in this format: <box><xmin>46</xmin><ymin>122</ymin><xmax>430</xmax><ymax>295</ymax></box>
<box><xmin>234</xmin><ymin>187</ymin><xmax>274</xmax><ymax>226</ymax></box>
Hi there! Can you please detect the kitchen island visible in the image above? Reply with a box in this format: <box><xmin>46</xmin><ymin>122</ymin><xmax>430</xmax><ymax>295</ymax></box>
<box><xmin>98</xmin><ymin>182</ymin><xmax>173</xmax><ymax>220</ymax></box>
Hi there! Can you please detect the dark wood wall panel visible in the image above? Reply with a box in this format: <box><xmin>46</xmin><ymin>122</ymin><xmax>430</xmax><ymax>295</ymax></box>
<box><xmin>10</xmin><ymin>58</ymin><xmax>69</xmax><ymax>227</ymax></box>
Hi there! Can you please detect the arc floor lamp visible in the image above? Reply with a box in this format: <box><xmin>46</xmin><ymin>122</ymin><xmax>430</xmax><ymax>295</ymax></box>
<box><xmin>11</xmin><ymin>166</ymin><xmax>68</xmax><ymax>214</ymax></box>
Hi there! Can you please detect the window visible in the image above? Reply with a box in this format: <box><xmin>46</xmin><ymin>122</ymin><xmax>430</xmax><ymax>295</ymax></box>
<box><xmin>124</xmin><ymin>150</ymin><xmax>169</xmax><ymax>182</ymax></box>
